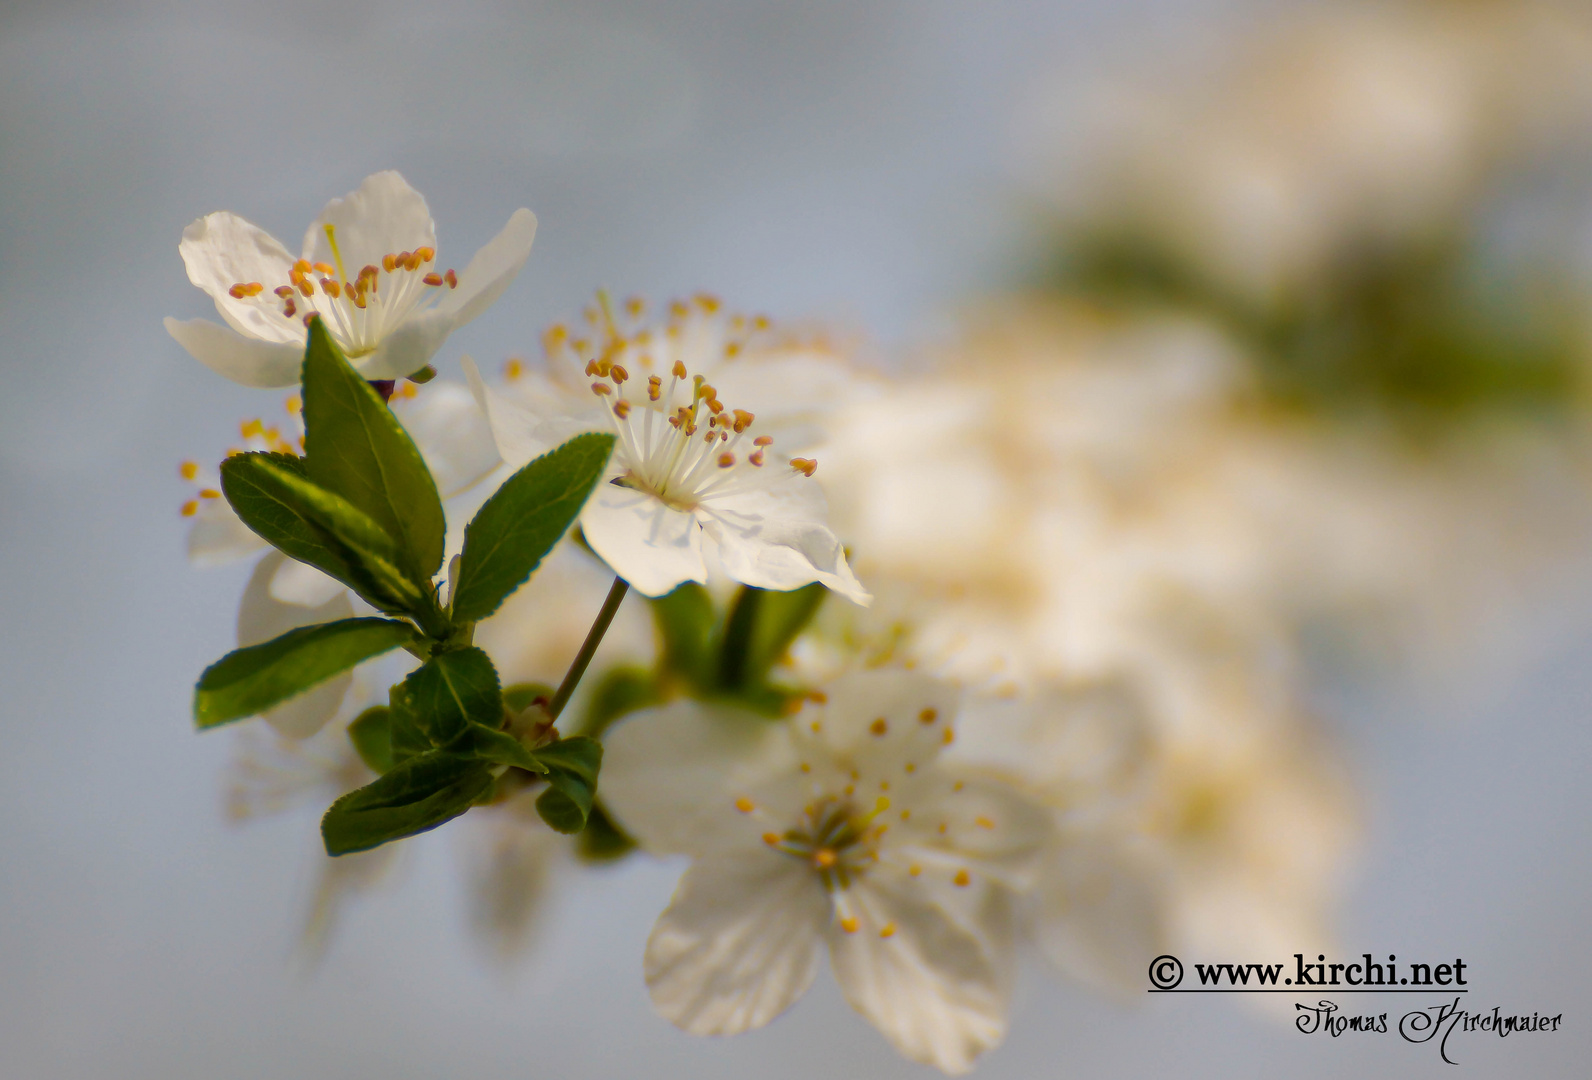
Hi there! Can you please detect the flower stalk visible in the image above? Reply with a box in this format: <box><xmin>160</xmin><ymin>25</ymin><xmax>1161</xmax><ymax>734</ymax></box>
<box><xmin>548</xmin><ymin>575</ymin><xmax>631</xmax><ymax>721</ymax></box>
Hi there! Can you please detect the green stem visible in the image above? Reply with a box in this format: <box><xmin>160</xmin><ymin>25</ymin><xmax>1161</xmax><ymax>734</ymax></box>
<box><xmin>548</xmin><ymin>576</ymin><xmax>630</xmax><ymax>720</ymax></box>
<box><xmin>718</xmin><ymin>585</ymin><xmax>764</xmax><ymax>690</ymax></box>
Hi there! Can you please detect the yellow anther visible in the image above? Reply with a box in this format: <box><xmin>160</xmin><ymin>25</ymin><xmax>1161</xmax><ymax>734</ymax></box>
<box><xmin>953</xmin><ymin>869</ymin><xmax>971</xmax><ymax>887</ymax></box>
<box><xmin>790</xmin><ymin>458</ymin><xmax>817</xmax><ymax>477</ymax></box>
<box><xmin>311</xmin><ymin>262</ymin><xmax>334</xmax><ymax>275</ymax></box>
<box><xmin>814</xmin><ymin>849</ymin><xmax>837</xmax><ymax>869</ymax></box>
<box><xmin>904</xmin><ymin>763</ymin><xmax>916</xmax><ymax>774</ymax></box>
<box><xmin>591</xmin><ymin>383</ymin><xmax>613</xmax><ymax>396</ymax></box>
<box><xmin>444</xmin><ymin>269</ymin><xmax>458</xmax><ymax>288</ymax></box>
<box><xmin>647</xmin><ymin>375</ymin><xmax>661</xmax><ymax>401</ymax></box>
<box><xmin>870</xmin><ymin>718</ymin><xmax>888</xmax><ymax>736</ymax></box>
<box><xmin>952</xmin><ymin>781</ymin><xmax>964</xmax><ymax>792</ymax></box>
<box><xmin>505</xmin><ymin>359</ymin><xmax>524</xmax><ymax>380</ymax></box>
<box><xmin>975</xmin><ymin>816</ymin><xmax>995</xmax><ymax>830</ymax></box>
<box><xmin>180</xmin><ymin>500</ymin><xmax>199</xmax><ymax>517</ymax></box>
<box><xmin>749</xmin><ymin>449</ymin><xmax>765</xmax><ymax>467</ymax></box>
<box><xmin>753</xmin><ymin>435</ymin><xmax>774</xmax><ymax>447</ymax></box>
<box><xmin>297</xmin><ymin>279</ymin><xmax>314</xmax><ymax>297</ymax></box>
<box><xmin>585</xmin><ymin>360</ymin><xmax>601</xmax><ymax>377</ymax></box>
<box><xmin>179</xmin><ymin>461</ymin><xmax>198</xmax><ymax>481</ymax></box>
<box><xmin>422</xmin><ymin>272</ymin><xmax>443</xmax><ymax>287</ymax></box>
<box><xmin>610</xmin><ymin>365</ymin><xmax>629</xmax><ymax>384</ymax></box>
<box><xmin>809</xmin><ymin>690</ymin><xmax>828</xmax><ymax>704</ymax></box>
<box><xmin>938</xmin><ymin>822</ymin><xmax>948</xmax><ymax>835</ymax></box>
<box><xmin>240</xmin><ymin>419</ymin><xmax>264</xmax><ymax>439</ymax></box>
<box><xmin>799</xmin><ymin>762</ymin><xmax>811</xmax><ymax>773</ymax></box>
<box><xmin>942</xmin><ymin>727</ymin><xmax>955</xmax><ymax>745</ymax></box>
<box><xmin>624</xmin><ymin>296</ymin><xmax>644</xmax><ymax>318</ymax></box>
<box><xmin>900</xmin><ymin>809</ymin><xmax>911</xmax><ymax>821</ymax></box>
<box><xmin>414</xmin><ymin>246</ymin><xmax>435</xmax><ymax>263</ymax></box>
<box><xmin>752</xmin><ymin>315</ymin><xmax>771</xmax><ymax>331</ymax></box>
<box><xmin>671</xmin><ymin>360</ymin><xmax>688</xmax><ymax>379</ymax></box>
<box><xmin>879</xmin><ymin>780</ymin><xmax>890</xmax><ymax>792</ymax></box>
<box><xmin>694</xmin><ymin>293</ymin><xmax>721</xmax><ymax>313</ymax></box>
<box><xmin>669</xmin><ymin>300</ymin><xmax>689</xmax><ymax>319</ymax></box>
<box><xmin>762</xmin><ymin>832</ymin><xmax>781</xmax><ymax>846</ymax></box>
<box><xmin>734</xmin><ymin>797</ymin><xmax>755</xmax><ymax>813</ymax></box>
<box><xmin>706</xmin><ymin>398</ymin><xmax>724</xmax><ymax>415</ymax></box>
<box><xmin>717</xmin><ymin>452</ymin><xmax>735</xmax><ymax>468</ymax></box>
<box><xmin>810</xmin><ymin>721</ymin><xmax>822</xmax><ymax>733</ymax></box>
<box><xmin>228</xmin><ymin>283</ymin><xmax>247</xmax><ymax>299</ymax></box>
<box><xmin>274</xmin><ymin>286</ymin><xmax>295</xmax><ymax>298</ymax></box>
<box><xmin>614</xmin><ymin>400</ymin><xmax>632</xmax><ymax>419</ymax></box>
<box><xmin>382</xmin><ymin>253</ymin><xmax>398</xmax><ymax>272</ymax></box>
<box><xmin>840</xmin><ymin>916</ymin><xmax>859</xmax><ymax>934</ymax></box>
<box><xmin>875</xmin><ymin>796</ymin><xmax>890</xmax><ymax>812</ymax></box>
<box><xmin>919</xmin><ymin>708</ymin><xmax>937</xmax><ymax>724</ymax></box>
<box><xmin>879</xmin><ymin>923</ymin><xmax>896</xmax><ymax>939</ymax></box>
<box><xmin>199</xmin><ymin>488</ymin><xmax>220</xmax><ymax>499</ymax></box>
<box><xmin>731</xmin><ymin>409</ymin><xmax>754</xmax><ymax>433</ymax></box>
<box><xmin>908</xmin><ymin>864</ymin><xmax>921</xmax><ymax>877</ymax></box>
<box><xmin>293</xmin><ymin>259</ymin><xmax>312</xmax><ymax>274</ymax></box>
<box><xmin>724</xmin><ymin>341</ymin><xmax>743</xmax><ymax>358</ymax></box>
<box><xmin>547</xmin><ymin>323</ymin><xmax>569</xmax><ymax>344</ymax></box>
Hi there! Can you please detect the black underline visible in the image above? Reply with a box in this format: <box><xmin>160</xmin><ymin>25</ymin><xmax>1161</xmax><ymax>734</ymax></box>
<box><xmin>1149</xmin><ymin>988</ymin><xmax>1469</xmax><ymax>994</ymax></box>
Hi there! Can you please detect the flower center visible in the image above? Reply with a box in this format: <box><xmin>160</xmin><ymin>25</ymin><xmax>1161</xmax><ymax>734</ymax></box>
<box><xmin>762</xmin><ymin>796</ymin><xmax>889</xmax><ymax>891</ymax></box>
<box><xmin>561</xmin><ymin>294</ymin><xmax>819</xmax><ymax>512</ymax></box>
<box><xmin>226</xmin><ymin>225</ymin><xmax>459</xmax><ymax>355</ymax></box>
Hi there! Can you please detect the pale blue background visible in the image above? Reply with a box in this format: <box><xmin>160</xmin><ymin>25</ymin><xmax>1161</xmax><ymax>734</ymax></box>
<box><xmin>1</xmin><ymin>1</ymin><xmax>1588</xmax><ymax>1077</ymax></box>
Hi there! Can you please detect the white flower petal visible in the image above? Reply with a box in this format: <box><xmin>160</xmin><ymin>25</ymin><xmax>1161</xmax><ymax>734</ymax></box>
<box><xmin>177</xmin><ymin>212</ymin><xmax>301</xmax><ymax>344</ymax></box>
<box><xmin>703</xmin><ymin>481</ymin><xmax>869</xmax><ymax>605</ymax></box>
<box><xmin>165</xmin><ymin>317</ymin><xmax>306</xmax><ymax>389</ymax></box>
<box><xmin>434</xmin><ymin>208</ymin><xmax>538</xmax><ymax>325</ymax></box>
<box><xmin>462</xmin><ymin>356</ymin><xmax>584</xmax><ymax>468</ymax></box>
<box><xmin>827</xmin><ymin>873</ymin><xmax>1013</xmax><ymax>1075</ymax></box>
<box><xmin>354</xmin><ymin>308</ymin><xmax>456</xmax><ymax>381</ymax></box>
<box><xmin>186</xmin><ymin>497</ymin><xmax>265</xmax><ymax>566</ymax></box>
<box><xmin>301</xmin><ymin>170</ymin><xmax>436</xmax><ymax>276</ymax></box>
<box><xmin>1027</xmin><ymin>840</ymin><xmax>1167</xmax><ymax>995</ymax></box>
<box><xmin>268</xmin><ymin>557</ymin><xmax>346</xmax><ymax>607</ymax></box>
<box><xmin>392</xmin><ymin>380</ymin><xmax>503</xmax><ymax>498</ymax></box>
<box><xmin>237</xmin><ymin>551</ymin><xmax>355</xmax><ymax>739</ymax></box>
<box><xmin>581</xmin><ymin>485</ymin><xmax>706</xmax><ymax>597</ymax></box>
<box><xmin>644</xmin><ymin>852</ymin><xmax>828</xmax><ymax>1036</ymax></box>
<box><xmin>806</xmin><ymin>669</ymin><xmax>962</xmax><ymax>765</ymax></box>
<box><xmin>600</xmin><ymin>700</ymin><xmax>808</xmax><ymax>856</ymax></box>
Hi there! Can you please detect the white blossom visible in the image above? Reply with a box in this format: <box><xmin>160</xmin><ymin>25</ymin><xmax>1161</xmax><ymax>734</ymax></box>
<box><xmin>466</xmin><ymin>295</ymin><xmax>869</xmax><ymax>602</ymax></box>
<box><xmin>166</xmin><ymin>171</ymin><xmax>536</xmax><ymax>388</ymax></box>
<box><xmin>600</xmin><ymin>669</ymin><xmax>1050</xmax><ymax>1074</ymax></box>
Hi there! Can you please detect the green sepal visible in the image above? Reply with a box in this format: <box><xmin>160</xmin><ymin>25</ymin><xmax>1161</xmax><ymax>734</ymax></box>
<box><xmin>347</xmin><ymin>706</ymin><xmax>395</xmax><ymax>775</ymax></box>
<box><xmin>532</xmin><ymin>736</ymin><xmax>602</xmax><ymax>834</ymax></box>
<box><xmin>450</xmin><ymin>432</ymin><xmax>617</xmax><ymax>623</ymax></box>
<box><xmin>739</xmin><ymin>583</ymin><xmax>827</xmax><ymax>687</ymax></box>
<box><xmin>502</xmin><ymin>682</ymin><xmax>555</xmax><ymax>713</ymax></box>
<box><xmin>398</xmin><ymin>646</ymin><xmax>502</xmax><ymax>747</ymax></box>
<box><xmin>575</xmin><ymin>802</ymin><xmax>636</xmax><ymax>863</ymax></box>
<box><xmin>649</xmin><ymin>582</ymin><xmax>717</xmax><ymax>691</ymax></box>
<box><xmin>574</xmin><ymin>665</ymin><xmax>658</xmax><ymax>740</ymax></box>
<box><xmin>193</xmin><ymin>617</ymin><xmax>415</xmax><ymax>730</ymax></box>
<box><xmin>301</xmin><ymin>318</ymin><xmax>447</xmax><ymax>582</ymax></box>
<box><xmin>219</xmin><ymin>451</ymin><xmax>429</xmax><ymax>617</ymax></box>
<box><xmin>320</xmin><ymin>751</ymin><xmax>494</xmax><ymax>855</ymax></box>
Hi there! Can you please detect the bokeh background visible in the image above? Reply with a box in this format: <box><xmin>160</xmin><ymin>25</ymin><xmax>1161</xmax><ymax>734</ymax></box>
<box><xmin>3</xmin><ymin>1</ymin><xmax>1592</xmax><ymax>1077</ymax></box>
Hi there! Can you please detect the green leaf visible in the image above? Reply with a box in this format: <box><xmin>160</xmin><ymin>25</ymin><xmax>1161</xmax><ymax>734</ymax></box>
<box><xmin>347</xmin><ymin>706</ymin><xmax>395</xmax><ymax>775</ymax></box>
<box><xmin>649</xmin><ymin>582</ymin><xmax>717</xmax><ymax>691</ymax></box>
<box><xmin>386</xmin><ymin>682</ymin><xmax>434</xmax><ymax>766</ymax></box>
<box><xmin>453</xmin><ymin>724</ymin><xmax>547</xmax><ymax>774</ymax></box>
<box><xmin>321</xmin><ymin>751</ymin><xmax>494</xmax><ymax>855</ymax></box>
<box><xmin>301</xmin><ymin>317</ymin><xmax>446</xmax><ymax>581</ymax></box>
<box><xmin>220</xmin><ymin>451</ymin><xmax>427</xmax><ymax>616</ymax></box>
<box><xmin>450</xmin><ymin>432</ymin><xmax>617</xmax><ymax>623</ymax></box>
<box><xmin>532</xmin><ymin>736</ymin><xmax>602</xmax><ymax>834</ymax></box>
<box><xmin>575</xmin><ymin>802</ymin><xmax>636</xmax><ymax>863</ymax></box>
<box><xmin>194</xmin><ymin>618</ymin><xmax>415</xmax><ymax>730</ymax></box>
<box><xmin>400</xmin><ymin>647</ymin><xmax>502</xmax><ymax>747</ymax></box>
